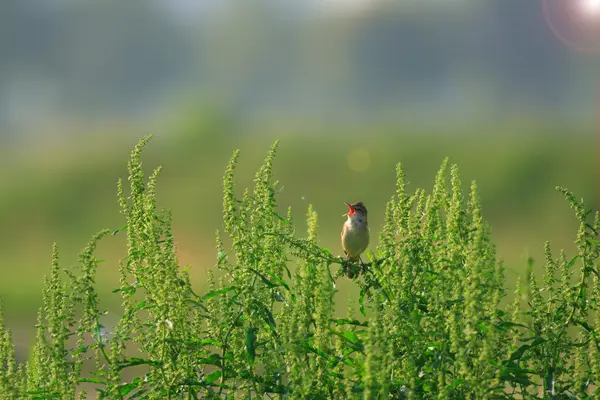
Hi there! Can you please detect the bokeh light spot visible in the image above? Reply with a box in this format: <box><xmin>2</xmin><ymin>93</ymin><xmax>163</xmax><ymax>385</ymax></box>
<box><xmin>347</xmin><ymin>148</ymin><xmax>371</xmax><ymax>172</ymax></box>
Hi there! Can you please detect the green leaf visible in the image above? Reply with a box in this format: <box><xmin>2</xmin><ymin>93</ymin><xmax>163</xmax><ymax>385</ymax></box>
<box><xmin>331</xmin><ymin>318</ymin><xmax>368</xmax><ymax>327</ymax></box>
<box><xmin>73</xmin><ymin>345</ymin><xmax>90</xmax><ymax>355</ymax></box>
<box><xmin>112</xmin><ymin>285</ymin><xmax>136</xmax><ymax>295</ymax></box>
<box><xmin>128</xmin><ymin>387</ymin><xmax>149</xmax><ymax>399</ymax></box>
<box><xmin>248</xmin><ymin>268</ymin><xmax>280</xmax><ymax>289</ymax></box>
<box><xmin>342</xmin><ymin>331</ymin><xmax>359</xmax><ymax>343</ymax></box>
<box><xmin>566</xmin><ymin>338</ymin><xmax>591</xmax><ymax>348</ymax></box>
<box><xmin>112</xmin><ymin>225</ymin><xmax>128</xmax><ymax>235</ymax></box>
<box><xmin>328</xmin><ymin>328</ymin><xmax>364</xmax><ymax>350</ymax></box>
<box><xmin>499</xmin><ymin>362</ymin><xmax>534</xmax><ymax>386</ymax></box>
<box><xmin>300</xmin><ymin>341</ymin><xmax>331</xmax><ymax>361</ymax></box>
<box><xmin>255</xmin><ymin>268</ymin><xmax>292</xmax><ymax>292</ymax></box>
<box><xmin>477</xmin><ymin>321</ymin><xmax>489</xmax><ymax>333</ymax></box>
<box><xmin>78</xmin><ymin>377</ymin><xmax>107</xmax><ymax>384</ymax></box>
<box><xmin>274</xmin><ymin>212</ymin><xmax>289</xmax><ymax>224</ymax></box>
<box><xmin>251</xmin><ymin>301</ymin><xmax>277</xmax><ymax>330</ymax></box>
<box><xmin>508</xmin><ymin>338</ymin><xmax>546</xmax><ymax>362</ymax></box>
<box><xmin>134</xmin><ymin>300</ymin><xmax>151</xmax><ymax>312</ymax></box>
<box><xmin>118</xmin><ymin>358</ymin><xmax>162</xmax><ymax>371</ymax></box>
<box><xmin>567</xmin><ymin>255</ymin><xmax>580</xmax><ymax>269</ymax></box>
<box><xmin>575</xmin><ymin>320</ymin><xmax>594</xmax><ymax>333</ymax></box>
<box><xmin>187</xmin><ymin>299</ymin><xmax>209</xmax><ymax>313</ymax></box>
<box><xmin>195</xmin><ymin>338</ymin><xmax>223</xmax><ymax>348</ymax></box>
<box><xmin>327</xmin><ymin>355</ymin><xmax>343</xmax><ymax>369</ymax></box>
<box><xmin>495</xmin><ymin>321</ymin><xmax>528</xmax><ymax>332</ymax></box>
<box><xmin>262</xmin><ymin>308</ymin><xmax>277</xmax><ymax>329</ymax></box>
<box><xmin>552</xmin><ymin>303</ymin><xmax>567</xmax><ymax>322</ymax></box>
<box><xmin>246</xmin><ymin>327</ymin><xmax>257</xmax><ymax>365</ymax></box>
<box><xmin>203</xmin><ymin>286</ymin><xmax>237</xmax><ymax>300</ymax></box>
<box><xmin>447</xmin><ymin>378</ymin><xmax>465</xmax><ymax>390</ymax></box>
<box><xmin>508</xmin><ymin>345</ymin><xmax>531</xmax><ymax>361</ymax></box>
<box><xmin>283</xmin><ymin>263</ymin><xmax>292</xmax><ymax>279</ymax></box>
<box><xmin>205</xmin><ymin>370</ymin><xmax>222</xmax><ymax>385</ymax></box>
<box><xmin>119</xmin><ymin>378</ymin><xmax>142</xmax><ymax>395</ymax></box>
<box><xmin>199</xmin><ymin>353</ymin><xmax>222</xmax><ymax>366</ymax></box>
<box><xmin>359</xmin><ymin>289</ymin><xmax>366</xmax><ymax>317</ymax></box>
<box><xmin>90</xmin><ymin>370</ymin><xmax>108</xmax><ymax>376</ymax></box>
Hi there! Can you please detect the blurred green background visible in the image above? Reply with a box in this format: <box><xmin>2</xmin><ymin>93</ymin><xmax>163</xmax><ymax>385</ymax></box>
<box><xmin>0</xmin><ymin>1</ymin><xmax>597</xmax><ymax>358</ymax></box>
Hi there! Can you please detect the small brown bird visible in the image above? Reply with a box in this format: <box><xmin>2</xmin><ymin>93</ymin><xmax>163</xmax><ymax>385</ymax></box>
<box><xmin>341</xmin><ymin>201</ymin><xmax>370</xmax><ymax>278</ymax></box>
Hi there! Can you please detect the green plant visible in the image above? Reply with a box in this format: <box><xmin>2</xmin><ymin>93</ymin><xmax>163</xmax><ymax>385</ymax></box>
<box><xmin>0</xmin><ymin>136</ymin><xmax>599</xmax><ymax>399</ymax></box>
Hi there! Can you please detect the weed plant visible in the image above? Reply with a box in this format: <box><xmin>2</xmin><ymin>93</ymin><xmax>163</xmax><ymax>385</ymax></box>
<box><xmin>1</xmin><ymin>136</ymin><xmax>599</xmax><ymax>399</ymax></box>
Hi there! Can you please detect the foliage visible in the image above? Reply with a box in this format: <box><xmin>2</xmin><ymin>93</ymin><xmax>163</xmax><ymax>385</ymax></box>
<box><xmin>1</xmin><ymin>136</ymin><xmax>599</xmax><ymax>399</ymax></box>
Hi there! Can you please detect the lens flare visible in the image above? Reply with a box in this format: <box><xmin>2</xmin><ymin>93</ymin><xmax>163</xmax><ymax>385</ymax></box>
<box><xmin>580</xmin><ymin>0</ymin><xmax>600</xmax><ymax>17</ymax></box>
<box><xmin>544</xmin><ymin>0</ymin><xmax>600</xmax><ymax>52</ymax></box>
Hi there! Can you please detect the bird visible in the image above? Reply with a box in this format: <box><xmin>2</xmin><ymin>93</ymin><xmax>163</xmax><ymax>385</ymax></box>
<box><xmin>341</xmin><ymin>201</ymin><xmax>370</xmax><ymax>278</ymax></box>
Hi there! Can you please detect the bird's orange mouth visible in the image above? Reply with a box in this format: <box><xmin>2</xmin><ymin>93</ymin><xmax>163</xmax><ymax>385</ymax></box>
<box><xmin>343</xmin><ymin>202</ymin><xmax>356</xmax><ymax>217</ymax></box>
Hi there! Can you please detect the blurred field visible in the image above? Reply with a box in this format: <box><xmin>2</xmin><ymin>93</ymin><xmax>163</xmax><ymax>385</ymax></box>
<box><xmin>0</xmin><ymin>118</ymin><xmax>596</xmax><ymax>339</ymax></box>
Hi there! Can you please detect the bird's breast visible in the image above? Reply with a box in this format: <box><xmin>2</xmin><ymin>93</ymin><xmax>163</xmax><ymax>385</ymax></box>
<box><xmin>342</xmin><ymin>221</ymin><xmax>370</xmax><ymax>257</ymax></box>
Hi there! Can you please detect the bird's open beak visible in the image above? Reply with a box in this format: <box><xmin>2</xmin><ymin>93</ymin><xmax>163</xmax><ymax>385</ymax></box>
<box><xmin>343</xmin><ymin>202</ymin><xmax>355</xmax><ymax>217</ymax></box>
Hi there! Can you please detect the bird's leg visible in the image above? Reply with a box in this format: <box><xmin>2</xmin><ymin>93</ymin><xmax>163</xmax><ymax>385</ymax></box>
<box><xmin>359</xmin><ymin>256</ymin><xmax>368</xmax><ymax>274</ymax></box>
<box><xmin>343</xmin><ymin>250</ymin><xmax>350</xmax><ymax>276</ymax></box>
<box><xmin>343</xmin><ymin>250</ymin><xmax>357</xmax><ymax>279</ymax></box>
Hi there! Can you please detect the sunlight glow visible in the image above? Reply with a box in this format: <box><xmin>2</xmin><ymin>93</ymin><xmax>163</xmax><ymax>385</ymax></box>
<box><xmin>579</xmin><ymin>0</ymin><xmax>600</xmax><ymax>18</ymax></box>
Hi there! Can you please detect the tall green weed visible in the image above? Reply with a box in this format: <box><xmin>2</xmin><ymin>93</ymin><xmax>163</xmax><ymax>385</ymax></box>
<box><xmin>1</xmin><ymin>136</ymin><xmax>599</xmax><ymax>399</ymax></box>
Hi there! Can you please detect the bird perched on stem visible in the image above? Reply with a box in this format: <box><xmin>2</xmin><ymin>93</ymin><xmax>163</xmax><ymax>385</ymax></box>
<box><xmin>341</xmin><ymin>201</ymin><xmax>370</xmax><ymax>278</ymax></box>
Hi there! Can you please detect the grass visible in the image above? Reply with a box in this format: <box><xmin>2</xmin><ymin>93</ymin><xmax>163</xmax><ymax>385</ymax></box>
<box><xmin>1</xmin><ymin>135</ymin><xmax>600</xmax><ymax>398</ymax></box>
